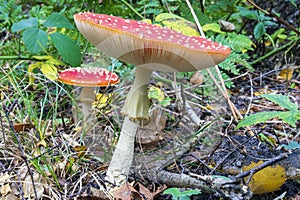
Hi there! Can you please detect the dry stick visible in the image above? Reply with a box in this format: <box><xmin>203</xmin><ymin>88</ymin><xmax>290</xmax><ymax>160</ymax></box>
<box><xmin>235</xmin><ymin>153</ymin><xmax>288</xmax><ymax>182</ymax></box>
<box><xmin>185</xmin><ymin>0</ymin><xmax>241</xmax><ymax>122</ymax></box>
<box><xmin>2</xmin><ymin>102</ymin><xmax>38</xmax><ymax>200</ymax></box>
<box><xmin>245</xmin><ymin>74</ymin><xmax>254</xmax><ymax>115</ymax></box>
<box><xmin>246</xmin><ymin>0</ymin><xmax>300</xmax><ymax>36</ymax></box>
<box><xmin>250</xmin><ymin>39</ymin><xmax>298</xmax><ymax>65</ymax></box>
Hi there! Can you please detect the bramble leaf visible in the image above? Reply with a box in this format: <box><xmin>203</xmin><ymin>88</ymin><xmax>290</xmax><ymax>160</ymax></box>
<box><xmin>44</xmin><ymin>13</ymin><xmax>74</xmax><ymax>29</ymax></box>
<box><xmin>22</xmin><ymin>27</ymin><xmax>48</xmax><ymax>54</ymax></box>
<box><xmin>12</xmin><ymin>18</ymin><xmax>38</xmax><ymax>32</ymax></box>
<box><xmin>254</xmin><ymin>22</ymin><xmax>266</xmax><ymax>39</ymax></box>
<box><xmin>236</xmin><ymin>94</ymin><xmax>300</xmax><ymax>129</ymax></box>
<box><xmin>50</xmin><ymin>32</ymin><xmax>82</xmax><ymax>66</ymax></box>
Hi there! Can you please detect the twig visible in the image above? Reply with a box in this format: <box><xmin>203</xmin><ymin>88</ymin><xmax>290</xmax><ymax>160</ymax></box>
<box><xmin>245</xmin><ymin>73</ymin><xmax>254</xmax><ymax>115</ymax></box>
<box><xmin>185</xmin><ymin>0</ymin><xmax>243</xmax><ymax>123</ymax></box>
<box><xmin>250</xmin><ymin>39</ymin><xmax>299</xmax><ymax>65</ymax></box>
<box><xmin>235</xmin><ymin>153</ymin><xmax>288</xmax><ymax>180</ymax></box>
<box><xmin>172</xmin><ymin>82</ymin><xmax>202</xmax><ymax>125</ymax></box>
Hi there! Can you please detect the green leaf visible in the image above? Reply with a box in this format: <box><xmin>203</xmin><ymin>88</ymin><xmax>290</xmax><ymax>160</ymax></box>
<box><xmin>44</xmin><ymin>13</ymin><xmax>74</xmax><ymax>29</ymax></box>
<box><xmin>202</xmin><ymin>23</ymin><xmax>223</xmax><ymax>34</ymax></box>
<box><xmin>235</xmin><ymin>6</ymin><xmax>258</xmax><ymax>20</ymax></box>
<box><xmin>261</xmin><ymin>94</ymin><xmax>297</xmax><ymax>111</ymax></box>
<box><xmin>163</xmin><ymin>188</ymin><xmax>181</xmax><ymax>198</ymax></box>
<box><xmin>236</xmin><ymin>111</ymin><xmax>281</xmax><ymax>129</ymax></box>
<box><xmin>226</xmin><ymin>33</ymin><xmax>254</xmax><ymax>53</ymax></box>
<box><xmin>12</xmin><ymin>18</ymin><xmax>38</xmax><ymax>32</ymax></box>
<box><xmin>50</xmin><ymin>32</ymin><xmax>82</xmax><ymax>66</ymax></box>
<box><xmin>22</xmin><ymin>27</ymin><xmax>48</xmax><ymax>54</ymax></box>
<box><xmin>180</xmin><ymin>190</ymin><xmax>201</xmax><ymax>196</ymax></box>
<box><xmin>254</xmin><ymin>22</ymin><xmax>266</xmax><ymax>39</ymax></box>
<box><xmin>281</xmin><ymin>141</ymin><xmax>300</xmax><ymax>150</ymax></box>
<box><xmin>278</xmin><ymin>111</ymin><xmax>300</xmax><ymax>127</ymax></box>
<box><xmin>40</xmin><ymin>63</ymin><xmax>58</xmax><ymax>81</ymax></box>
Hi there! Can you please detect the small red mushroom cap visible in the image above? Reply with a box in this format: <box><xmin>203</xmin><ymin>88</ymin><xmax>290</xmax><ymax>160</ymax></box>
<box><xmin>74</xmin><ymin>12</ymin><xmax>231</xmax><ymax>72</ymax></box>
<box><xmin>58</xmin><ymin>67</ymin><xmax>119</xmax><ymax>87</ymax></box>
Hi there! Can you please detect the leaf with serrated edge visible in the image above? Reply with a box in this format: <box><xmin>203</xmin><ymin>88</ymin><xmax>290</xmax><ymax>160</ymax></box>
<box><xmin>236</xmin><ymin>111</ymin><xmax>281</xmax><ymax>129</ymax></box>
<box><xmin>23</xmin><ymin>27</ymin><xmax>48</xmax><ymax>54</ymax></box>
<box><xmin>50</xmin><ymin>32</ymin><xmax>82</xmax><ymax>66</ymax></box>
<box><xmin>12</xmin><ymin>18</ymin><xmax>38</xmax><ymax>32</ymax></box>
<box><xmin>261</xmin><ymin>94</ymin><xmax>297</xmax><ymax>111</ymax></box>
<box><xmin>44</xmin><ymin>13</ymin><xmax>74</xmax><ymax>29</ymax></box>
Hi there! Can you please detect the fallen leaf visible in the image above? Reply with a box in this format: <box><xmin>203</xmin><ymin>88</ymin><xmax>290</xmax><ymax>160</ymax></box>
<box><xmin>1</xmin><ymin>184</ymin><xmax>11</xmax><ymax>196</ymax></box>
<box><xmin>277</xmin><ymin>68</ymin><xmax>294</xmax><ymax>81</ymax></box>
<box><xmin>13</xmin><ymin>123</ymin><xmax>35</xmax><ymax>132</ymax></box>
<box><xmin>111</xmin><ymin>182</ymin><xmax>142</xmax><ymax>200</ymax></box>
<box><xmin>243</xmin><ymin>161</ymin><xmax>286</xmax><ymax>194</ymax></box>
<box><xmin>136</xmin><ymin>108</ymin><xmax>166</xmax><ymax>144</ymax></box>
<box><xmin>74</xmin><ymin>145</ymin><xmax>87</xmax><ymax>158</ymax></box>
<box><xmin>138</xmin><ymin>183</ymin><xmax>167</xmax><ymax>200</ymax></box>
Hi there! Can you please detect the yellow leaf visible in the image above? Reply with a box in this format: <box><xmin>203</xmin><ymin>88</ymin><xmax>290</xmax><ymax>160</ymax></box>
<box><xmin>141</xmin><ymin>18</ymin><xmax>152</xmax><ymax>24</ymax></box>
<box><xmin>161</xmin><ymin>19</ymin><xmax>200</xmax><ymax>36</ymax></box>
<box><xmin>202</xmin><ymin>23</ymin><xmax>224</xmax><ymax>34</ymax></box>
<box><xmin>277</xmin><ymin>68</ymin><xmax>294</xmax><ymax>81</ymax></box>
<box><xmin>46</xmin><ymin>57</ymin><xmax>65</xmax><ymax>66</ymax></box>
<box><xmin>37</xmin><ymin>140</ymin><xmax>47</xmax><ymax>147</ymax></box>
<box><xmin>148</xmin><ymin>85</ymin><xmax>165</xmax><ymax>102</ymax></box>
<box><xmin>155</xmin><ymin>13</ymin><xmax>185</xmax><ymax>22</ymax></box>
<box><xmin>74</xmin><ymin>145</ymin><xmax>87</xmax><ymax>158</ymax></box>
<box><xmin>93</xmin><ymin>93</ymin><xmax>112</xmax><ymax>110</ymax></box>
<box><xmin>40</xmin><ymin>63</ymin><xmax>58</xmax><ymax>81</ymax></box>
<box><xmin>243</xmin><ymin>161</ymin><xmax>286</xmax><ymax>194</ymax></box>
<box><xmin>28</xmin><ymin>62</ymin><xmax>42</xmax><ymax>84</ymax></box>
<box><xmin>31</xmin><ymin>55</ymin><xmax>52</xmax><ymax>60</ymax></box>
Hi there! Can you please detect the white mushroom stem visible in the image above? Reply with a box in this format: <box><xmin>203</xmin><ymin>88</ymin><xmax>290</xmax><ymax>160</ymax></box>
<box><xmin>77</xmin><ymin>87</ymin><xmax>96</xmax><ymax>128</ymax></box>
<box><xmin>106</xmin><ymin>67</ymin><xmax>152</xmax><ymax>185</ymax></box>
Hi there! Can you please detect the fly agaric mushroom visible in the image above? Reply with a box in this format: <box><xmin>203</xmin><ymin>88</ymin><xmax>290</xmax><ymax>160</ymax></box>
<box><xmin>74</xmin><ymin>12</ymin><xmax>231</xmax><ymax>185</ymax></box>
<box><xmin>57</xmin><ymin>67</ymin><xmax>119</xmax><ymax>129</ymax></box>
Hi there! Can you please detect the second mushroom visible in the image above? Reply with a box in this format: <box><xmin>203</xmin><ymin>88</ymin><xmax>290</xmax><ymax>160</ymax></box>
<box><xmin>74</xmin><ymin>12</ymin><xmax>231</xmax><ymax>185</ymax></box>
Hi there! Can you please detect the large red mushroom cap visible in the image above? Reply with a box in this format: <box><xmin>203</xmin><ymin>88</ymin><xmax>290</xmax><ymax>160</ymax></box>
<box><xmin>74</xmin><ymin>12</ymin><xmax>231</xmax><ymax>72</ymax></box>
<box><xmin>58</xmin><ymin>67</ymin><xmax>119</xmax><ymax>87</ymax></box>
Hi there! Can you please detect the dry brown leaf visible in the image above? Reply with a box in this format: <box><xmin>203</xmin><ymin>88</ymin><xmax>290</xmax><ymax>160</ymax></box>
<box><xmin>13</xmin><ymin>123</ymin><xmax>34</xmax><ymax>132</ymax></box>
<box><xmin>277</xmin><ymin>68</ymin><xmax>294</xmax><ymax>81</ymax></box>
<box><xmin>23</xmin><ymin>173</ymin><xmax>45</xmax><ymax>199</ymax></box>
<box><xmin>138</xmin><ymin>183</ymin><xmax>167</xmax><ymax>200</ymax></box>
<box><xmin>1</xmin><ymin>184</ymin><xmax>11</xmax><ymax>196</ymax></box>
<box><xmin>74</xmin><ymin>145</ymin><xmax>88</xmax><ymax>158</ymax></box>
<box><xmin>136</xmin><ymin>108</ymin><xmax>166</xmax><ymax>144</ymax></box>
<box><xmin>243</xmin><ymin>161</ymin><xmax>286</xmax><ymax>194</ymax></box>
<box><xmin>111</xmin><ymin>182</ymin><xmax>142</xmax><ymax>200</ymax></box>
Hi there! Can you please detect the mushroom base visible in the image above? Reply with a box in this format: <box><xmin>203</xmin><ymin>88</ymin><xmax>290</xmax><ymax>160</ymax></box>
<box><xmin>106</xmin><ymin>116</ymin><xmax>139</xmax><ymax>184</ymax></box>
